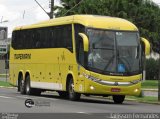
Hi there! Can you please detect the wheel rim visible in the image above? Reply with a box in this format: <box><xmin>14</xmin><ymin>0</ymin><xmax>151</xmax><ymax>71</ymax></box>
<box><xmin>26</xmin><ymin>81</ymin><xmax>30</xmax><ymax>93</ymax></box>
<box><xmin>69</xmin><ymin>81</ymin><xmax>74</xmax><ymax>96</ymax></box>
<box><xmin>20</xmin><ymin>80</ymin><xmax>24</xmax><ymax>91</ymax></box>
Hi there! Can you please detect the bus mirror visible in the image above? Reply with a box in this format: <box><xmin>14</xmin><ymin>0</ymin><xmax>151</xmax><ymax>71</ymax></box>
<box><xmin>78</xmin><ymin>33</ymin><xmax>89</xmax><ymax>52</ymax></box>
<box><xmin>140</xmin><ymin>37</ymin><xmax>150</xmax><ymax>56</ymax></box>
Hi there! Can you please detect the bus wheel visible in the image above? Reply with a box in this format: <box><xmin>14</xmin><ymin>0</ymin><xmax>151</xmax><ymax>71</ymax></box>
<box><xmin>20</xmin><ymin>76</ymin><xmax>25</xmax><ymax>94</ymax></box>
<box><xmin>68</xmin><ymin>79</ymin><xmax>81</xmax><ymax>101</ymax></box>
<box><xmin>58</xmin><ymin>91</ymin><xmax>68</xmax><ymax>98</ymax></box>
<box><xmin>25</xmin><ymin>75</ymin><xmax>41</xmax><ymax>96</ymax></box>
<box><xmin>112</xmin><ymin>95</ymin><xmax>125</xmax><ymax>104</ymax></box>
<box><xmin>25</xmin><ymin>75</ymin><xmax>32</xmax><ymax>95</ymax></box>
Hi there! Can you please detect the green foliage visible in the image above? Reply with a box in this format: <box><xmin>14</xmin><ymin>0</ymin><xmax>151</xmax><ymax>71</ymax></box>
<box><xmin>127</xmin><ymin>96</ymin><xmax>159</xmax><ymax>104</ymax></box>
<box><xmin>141</xmin><ymin>80</ymin><xmax>158</xmax><ymax>88</ymax></box>
<box><xmin>55</xmin><ymin>0</ymin><xmax>160</xmax><ymax>53</ymax></box>
<box><xmin>0</xmin><ymin>81</ymin><xmax>13</xmax><ymax>87</ymax></box>
<box><xmin>146</xmin><ymin>58</ymin><xmax>159</xmax><ymax>80</ymax></box>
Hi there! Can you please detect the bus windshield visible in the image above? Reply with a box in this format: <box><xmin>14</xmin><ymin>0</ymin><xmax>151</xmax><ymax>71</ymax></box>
<box><xmin>87</xmin><ymin>29</ymin><xmax>141</xmax><ymax>75</ymax></box>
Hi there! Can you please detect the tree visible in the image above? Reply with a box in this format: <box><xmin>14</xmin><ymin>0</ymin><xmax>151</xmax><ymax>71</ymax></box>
<box><xmin>55</xmin><ymin>0</ymin><xmax>160</xmax><ymax>53</ymax></box>
<box><xmin>146</xmin><ymin>58</ymin><xmax>159</xmax><ymax>80</ymax></box>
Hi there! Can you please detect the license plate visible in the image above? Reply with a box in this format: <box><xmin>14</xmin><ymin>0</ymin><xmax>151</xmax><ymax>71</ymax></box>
<box><xmin>111</xmin><ymin>88</ymin><xmax>121</xmax><ymax>92</ymax></box>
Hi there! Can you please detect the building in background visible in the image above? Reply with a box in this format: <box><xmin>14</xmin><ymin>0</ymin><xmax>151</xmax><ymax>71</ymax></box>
<box><xmin>0</xmin><ymin>27</ymin><xmax>8</xmax><ymax>57</ymax></box>
<box><xmin>0</xmin><ymin>26</ymin><xmax>9</xmax><ymax>74</ymax></box>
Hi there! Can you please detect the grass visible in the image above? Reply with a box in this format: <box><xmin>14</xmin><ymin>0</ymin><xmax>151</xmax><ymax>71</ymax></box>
<box><xmin>0</xmin><ymin>74</ymin><xmax>8</xmax><ymax>78</ymax></box>
<box><xmin>126</xmin><ymin>96</ymin><xmax>160</xmax><ymax>104</ymax></box>
<box><xmin>0</xmin><ymin>81</ymin><xmax>13</xmax><ymax>87</ymax></box>
<box><xmin>141</xmin><ymin>80</ymin><xmax>158</xmax><ymax>89</ymax></box>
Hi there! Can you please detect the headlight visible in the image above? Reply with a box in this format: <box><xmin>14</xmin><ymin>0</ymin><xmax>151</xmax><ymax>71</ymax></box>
<box><xmin>83</xmin><ymin>73</ymin><xmax>141</xmax><ymax>86</ymax></box>
<box><xmin>130</xmin><ymin>79</ymin><xmax>142</xmax><ymax>84</ymax></box>
<box><xmin>83</xmin><ymin>73</ymin><xmax>101</xmax><ymax>82</ymax></box>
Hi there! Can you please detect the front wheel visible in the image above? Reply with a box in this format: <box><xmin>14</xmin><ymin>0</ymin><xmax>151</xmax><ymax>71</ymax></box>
<box><xmin>68</xmin><ymin>79</ymin><xmax>81</xmax><ymax>101</ymax></box>
<box><xmin>112</xmin><ymin>95</ymin><xmax>125</xmax><ymax>104</ymax></box>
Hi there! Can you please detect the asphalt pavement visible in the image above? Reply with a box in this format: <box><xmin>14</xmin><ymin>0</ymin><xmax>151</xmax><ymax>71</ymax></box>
<box><xmin>0</xmin><ymin>87</ymin><xmax>159</xmax><ymax>113</ymax></box>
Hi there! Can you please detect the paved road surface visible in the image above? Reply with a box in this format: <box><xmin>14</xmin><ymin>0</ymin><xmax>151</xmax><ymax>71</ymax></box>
<box><xmin>0</xmin><ymin>77</ymin><xmax>158</xmax><ymax>97</ymax></box>
<box><xmin>0</xmin><ymin>87</ymin><xmax>159</xmax><ymax>113</ymax></box>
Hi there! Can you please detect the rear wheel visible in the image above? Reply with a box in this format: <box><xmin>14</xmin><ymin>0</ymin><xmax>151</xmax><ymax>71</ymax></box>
<box><xmin>68</xmin><ymin>79</ymin><xmax>81</xmax><ymax>101</ymax></box>
<box><xmin>113</xmin><ymin>95</ymin><xmax>125</xmax><ymax>104</ymax></box>
<box><xmin>19</xmin><ymin>75</ymin><xmax>25</xmax><ymax>94</ymax></box>
<box><xmin>25</xmin><ymin>75</ymin><xmax>41</xmax><ymax>96</ymax></box>
<box><xmin>25</xmin><ymin>75</ymin><xmax>32</xmax><ymax>95</ymax></box>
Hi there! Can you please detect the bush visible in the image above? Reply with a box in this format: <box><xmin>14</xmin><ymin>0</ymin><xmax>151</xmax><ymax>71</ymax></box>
<box><xmin>146</xmin><ymin>58</ymin><xmax>159</xmax><ymax>80</ymax></box>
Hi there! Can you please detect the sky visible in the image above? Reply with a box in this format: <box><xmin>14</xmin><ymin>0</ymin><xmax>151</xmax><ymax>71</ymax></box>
<box><xmin>0</xmin><ymin>0</ymin><xmax>159</xmax><ymax>37</ymax></box>
<box><xmin>0</xmin><ymin>0</ymin><xmax>60</xmax><ymax>37</ymax></box>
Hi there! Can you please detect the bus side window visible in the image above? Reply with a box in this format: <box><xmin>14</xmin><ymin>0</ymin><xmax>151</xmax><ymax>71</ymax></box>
<box><xmin>35</xmin><ymin>30</ymin><xmax>41</xmax><ymax>48</ymax></box>
<box><xmin>11</xmin><ymin>31</ymin><xmax>16</xmax><ymax>49</ymax></box>
<box><xmin>51</xmin><ymin>28</ymin><xmax>56</xmax><ymax>48</ymax></box>
<box><xmin>74</xmin><ymin>24</ymin><xmax>85</xmax><ymax>66</ymax></box>
<box><xmin>63</xmin><ymin>25</ymin><xmax>73</xmax><ymax>52</ymax></box>
<box><xmin>78</xmin><ymin>40</ymin><xmax>84</xmax><ymax>66</ymax></box>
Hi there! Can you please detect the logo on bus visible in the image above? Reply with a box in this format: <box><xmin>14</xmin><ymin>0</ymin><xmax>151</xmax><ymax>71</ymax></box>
<box><xmin>14</xmin><ymin>54</ymin><xmax>31</xmax><ymax>60</ymax></box>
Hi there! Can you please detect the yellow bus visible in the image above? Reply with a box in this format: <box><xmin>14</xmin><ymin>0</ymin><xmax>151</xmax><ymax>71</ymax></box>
<box><xmin>9</xmin><ymin>15</ymin><xmax>150</xmax><ymax>104</ymax></box>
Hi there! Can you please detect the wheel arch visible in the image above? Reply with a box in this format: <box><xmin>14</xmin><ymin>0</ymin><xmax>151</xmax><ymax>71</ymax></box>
<box><xmin>25</xmin><ymin>71</ymin><xmax>30</xmax><ymax>79</ymax></box>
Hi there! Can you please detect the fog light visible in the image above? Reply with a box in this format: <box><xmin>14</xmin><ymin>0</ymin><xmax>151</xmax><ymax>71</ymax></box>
<box><xmin>134</xmin><ymin>88</ymin><xmax>139</xmax><ymax>93</ymax></box>
<box><xmin>90</xmin><ymin>86</ymin><xmax>95</xmax><ymax>90</ymax></box>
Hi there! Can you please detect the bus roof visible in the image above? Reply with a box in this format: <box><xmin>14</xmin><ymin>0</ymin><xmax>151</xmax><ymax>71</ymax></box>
<box><xmin>14</xmin><ymin>15</ymin><xmax>138</xmax><ymax>31</ymax></box>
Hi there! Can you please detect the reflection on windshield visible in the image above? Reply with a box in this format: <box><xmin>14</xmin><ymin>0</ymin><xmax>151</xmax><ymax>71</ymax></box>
<box><xmin>87</xmin><ymin>29</ymin><xmax>117</xmax><ymax>73</ymax></box>
<box><xmin>116</xmin><ymin>32</ymin><xmax>140</xmax><ymax>73</ymax></box>
<box><xmin>87</xmin><ymin>29</ymin><xmax>141</xmax><ymax>75</ymax></box>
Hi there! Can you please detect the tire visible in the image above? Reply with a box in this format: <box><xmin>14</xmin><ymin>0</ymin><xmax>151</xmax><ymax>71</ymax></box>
<box><xmin>113</xmin><ymin>95</ymin><xmax>125</xmax><ymax>104</ymax></box>
<box><xmin>25</xmin><ymin>75</ymin><xmax>32</xmax><ymax>95</ymax></box>
<box><xmin>68</xmin><ymin>79</ymin><xmax>81</xmax><ymax>101</ymax></box>
<box><xmin>25</xmin><ymin>75</ymin><xmax>41</xmax><ymax>96</ymax></box>
<box><xmin>19</xmin><ymin>76</ymin><xmax>25</xmax><ymax>94</ymax></box>
<box><xmin>58</xmin><ymin>91</ymin><xmax>68</xmax><ymax>99</ymax></box>
<box><xmin>17</xmin><ymin>77</ymin><xmax>21</xmax><ymax>92</ymax></box>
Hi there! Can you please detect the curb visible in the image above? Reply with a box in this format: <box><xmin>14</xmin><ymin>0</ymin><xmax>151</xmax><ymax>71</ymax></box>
<box><xmin>0</xmin><ymin>74</ymin><xmax>8</xmax><ymax>76</ymax></box>
<box><xmin>0</xmin><ymin>86</ymin><xmax>16</xmax><ymax>89</ymax></box>
<box><xmin>125</xmin><ymin>98</ymin><xmax>160</xmax><ymax>105</ymax></box>
<box><xmin>142</xmin><ymin>89</ymin><xmax>158</xmax><ymax>92</ymax></box>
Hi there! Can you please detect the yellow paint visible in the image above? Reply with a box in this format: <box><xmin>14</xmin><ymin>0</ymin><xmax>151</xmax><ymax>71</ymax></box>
<box><xmin>141</xmin><ymin>37</ymin><xmax>151</xmax><ymax>56</ymax></box>
<box><xmin>10</xmin><ymin>15</ymin><xmax>147</xmax><ymax>96</ymax></box>
<box><xmin>13</xmin><ymin>15</ymin><xmax>138</xmax><ymax>31</ymax></box>
<box><xmin>78</xmin><ymin>33</ymin><xmax>89</xmax><ymax>52</ymax></box>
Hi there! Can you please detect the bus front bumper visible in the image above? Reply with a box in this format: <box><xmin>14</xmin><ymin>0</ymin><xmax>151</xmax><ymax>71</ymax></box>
<box><xmin>83</xmin><ymin>77</ymin><xmax>141</xmax><ymax>96</ymax></box>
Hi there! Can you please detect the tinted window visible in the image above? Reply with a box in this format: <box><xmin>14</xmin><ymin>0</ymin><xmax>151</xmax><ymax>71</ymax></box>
<box><xmin>12</xmin><ymin>24</ymin><xmax>73</xmax><ymax>52</ymax></box>
<box><xmin>74</xmin><ymin>24</ymin><xmax>85</xmax><ymax>65</ymax></box>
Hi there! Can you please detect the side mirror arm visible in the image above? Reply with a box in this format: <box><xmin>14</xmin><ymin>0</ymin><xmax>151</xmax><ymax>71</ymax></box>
<box><xmin>141</xmin><ymin>37</ymin><xmax>150</xmax><ymax>56</ymax></box>
<box><xmin>78</xmin><ymin>33</ymin><xmax>89</xmax><ymax>52</ymax></box>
